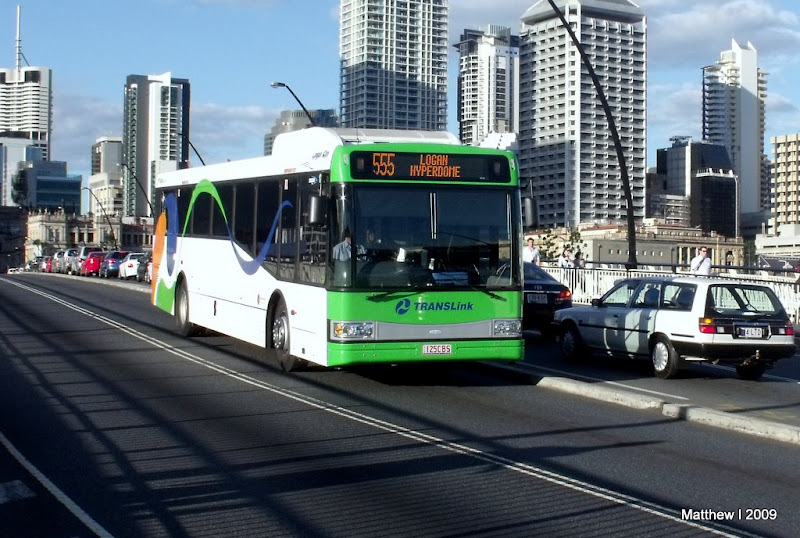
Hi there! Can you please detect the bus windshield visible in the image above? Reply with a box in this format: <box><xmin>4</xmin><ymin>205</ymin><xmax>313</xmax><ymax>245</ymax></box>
<box><xmin>331</xmin><ymin>185</ymin><xmax>520</xmax><ymax>289</ymax></box>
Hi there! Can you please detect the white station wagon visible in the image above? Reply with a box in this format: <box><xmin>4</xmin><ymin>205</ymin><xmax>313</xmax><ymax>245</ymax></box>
<box><xmin>553</xmin><ymin>276</ymin><xmax>796</xmax><ymax>380</ymax></box>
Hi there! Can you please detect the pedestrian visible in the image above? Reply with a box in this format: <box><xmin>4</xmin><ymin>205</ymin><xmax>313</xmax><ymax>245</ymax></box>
<box><xmin>573</xmin><ymin>250</ymin><xmax>585</xmax><ymax>269</ymax></box>
<box><xmin>558</xmin><ymin>246</ymin><xmax>574</xmax><ymax>269</ymax></box>
<box><xmin>522</xmin><ymin>237</ymin><xmax>540</xmax><ymax>265</ymax></box>
<box><xmin>690</xmin><ymin>246</ymin><xmax>712</xmax><ymax>276</ymax></box>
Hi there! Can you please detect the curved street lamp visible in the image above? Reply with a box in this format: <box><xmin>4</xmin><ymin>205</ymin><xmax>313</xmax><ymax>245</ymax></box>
<box><xmin>174</xmin><ymin>131</ymin><xmax>206</xmax><ymax>166</ymax></box>
<box><xmin>82</xmin><ymin>187</ymin><xmax>118</xmax><ymax>250</ymax></box>
<box><xmin>270</xmin><ymin>81</ymin><xmax>316</xmax><ymax>127</ymax></box>
<box><xmin>120</xmin><ymin>163</ymin><xmax>155</xmax><ymax>217</ymax></box>
<box><xmin>545</xmin><ymin>0</ymin><xmax>637</xmax><ymax>269</ymax></box>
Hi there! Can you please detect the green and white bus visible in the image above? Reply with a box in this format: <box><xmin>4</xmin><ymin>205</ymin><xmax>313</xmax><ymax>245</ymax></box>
<box><xmin>151</xmin><ymin>128</ymin><xmax>523</xmax><ymax>371</ymax></box>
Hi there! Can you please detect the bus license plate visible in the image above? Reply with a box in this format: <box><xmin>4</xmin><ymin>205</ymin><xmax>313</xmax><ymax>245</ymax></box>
<box><xmin>423</xmin><ymin>344</ymin><xmax>452</xmax><ymax>355</ymax></box>
<box><xmin>737</xmin><ymin>326</ymin><xmax>764</xmax><ymax>339</ymax></box>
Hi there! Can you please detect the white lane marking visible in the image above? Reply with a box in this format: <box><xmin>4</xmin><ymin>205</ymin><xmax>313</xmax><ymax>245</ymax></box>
<box><xmin>0</xmin><ymin>479</ymin><xmax>36</xmax><ymax>503</ymax></box>
<box><xmin>518</xmin><ymin>363</ymin><xmax>691</xmax><ymax>400</ymax></box>
<box><xmin>4</xmin><ymin>279</ymin><xmax>747</xmax><ymax>537</ymax></box>
<box><xmin>0</xmin><ymin>433</ymin><xmax>113</xmax><ymax>537</ymax></box>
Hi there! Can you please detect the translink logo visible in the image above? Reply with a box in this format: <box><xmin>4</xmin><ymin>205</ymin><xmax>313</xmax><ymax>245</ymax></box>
<box><xmin>395</xmin><ymin>298</ymin><xmax>474</xmax><ymax>315</ymax></box>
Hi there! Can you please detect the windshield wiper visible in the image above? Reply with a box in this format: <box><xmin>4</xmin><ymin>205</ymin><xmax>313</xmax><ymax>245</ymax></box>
<box><xmin>366</xmin><ymin>290</ymin><xmax>418</xmax><ymax>302</ymax></box>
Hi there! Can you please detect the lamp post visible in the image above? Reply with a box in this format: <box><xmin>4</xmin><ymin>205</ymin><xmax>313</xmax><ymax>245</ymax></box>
<box><xmin>270</xmin><ymin>81</ymin><xmax>316</xmax><ymax>126</ymax></box>
<box><xmin>174</xmin><ymin>131</ymin><xmax>206</xmax><ymax>166</ymax></box>
<box><xmin>120</xmin><ymin>163</ymin><xmax>155</xmax><ymax>217</ymax></box>
<box><xmin>82</xmin><ymin>187</ymin><xmax>118</xmax><ymax>250</ymax></box>
<box><xmin>545</xmin><ymin>0</ymin><xmax>636</xmax><ymax>269</ymax></box>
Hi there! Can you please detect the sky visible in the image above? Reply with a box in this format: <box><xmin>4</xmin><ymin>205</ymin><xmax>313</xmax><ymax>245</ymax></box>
<box><xmin>6</xmin><ymin>0</ymin><xmax>800</xmax><ymax>184</ymax></box>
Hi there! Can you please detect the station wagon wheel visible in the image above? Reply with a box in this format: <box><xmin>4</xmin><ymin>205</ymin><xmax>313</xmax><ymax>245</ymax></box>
<box><xmin>270</xmin><ymin>298</ymin><xmax>303</xmax><ymax>372</ymax></box>
<box><xmin>651</xmin><ymin>335</ymin><xmax>680</xmax><ymax>379</ymax></box>
<box><xmin>175</xmin><ymin>280</ymin><xmax>198</xmax><ymax>337</ymax></box>
<box><xmin>735</xmin><ymin>363</ymin><xmax>766</xmax><ymax>381</ymax></box>
<box><xmin>560</xmin><ymin>324</ymin><xmax>585</xmax><ymax>362</ymax></box>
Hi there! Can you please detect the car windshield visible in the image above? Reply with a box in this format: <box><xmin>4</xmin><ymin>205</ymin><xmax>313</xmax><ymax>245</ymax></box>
<box><xmin>706</xmin><ymin>284</ymin><xmax>786</xmax><ymax>317</ymax></box>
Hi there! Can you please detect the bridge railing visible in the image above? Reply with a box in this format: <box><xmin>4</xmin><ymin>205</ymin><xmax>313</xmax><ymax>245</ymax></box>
<box><xmin>541</xmin><ymin>264</ymin><xmax>800</xmax><ymax>323</ymax></box>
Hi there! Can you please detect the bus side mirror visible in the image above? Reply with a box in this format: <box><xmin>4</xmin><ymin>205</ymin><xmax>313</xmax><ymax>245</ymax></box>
<box><xmin>523</xmin><ymin>197</ymin><xmax>536</xmax><ymax>228</ymax></box>
<box><xmin>307</xmin><ymin>195</ymin><xmax>327</xmax><ymax>226</ymax></box>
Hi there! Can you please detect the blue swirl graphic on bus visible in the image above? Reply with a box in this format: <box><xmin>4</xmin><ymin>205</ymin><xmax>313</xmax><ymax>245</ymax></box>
<box><xmin>395</xmin><ymin>298</ymin><xmax>411</xmax><ymax>315</ymax></box>
<box><xmin>163</xmin><ymin>179</ymin><xmax>292</xmax><ymax>277</ymax></box>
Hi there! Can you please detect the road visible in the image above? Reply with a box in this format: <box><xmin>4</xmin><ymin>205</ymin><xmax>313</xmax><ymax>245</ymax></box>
<box><xmin>1</xmin><ymin>273</ymin><xmax>799</xmax><ymax>537</ymax></box>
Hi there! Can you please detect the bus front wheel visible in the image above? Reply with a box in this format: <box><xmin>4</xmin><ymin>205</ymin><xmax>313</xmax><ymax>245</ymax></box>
<box><xmin>270</xmin><ymin>298</ymin><xmax>302</xmax><ymax>372</ymax></box>
<box><xmin>176</xmin><ymin>281</ymin><xmax>199</xmax><ymax>337</ymax></box>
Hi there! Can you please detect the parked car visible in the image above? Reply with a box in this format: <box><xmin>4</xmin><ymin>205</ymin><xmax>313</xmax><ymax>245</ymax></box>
<box><xmin>99</xmin><ymin>251</ymin><xmax>129</xmax><ymax>278</ymax></box>
<box><xmin>136</xmin><ymin>251</ymin><xmax>153</xmax><ymax>282</ymax></box>
<box><xmin>118</xmin><ymin>252</ymin><xmax>146</xmax><ymax>280</ymax></box>
<box><xmin>72</xmin><ymin>246</ymin><xmax>104</xmax><ymax>275</ymax></box>
<box><xmin>51</xmin><ymin>250</ymin><xmax>67</xmax><ymax>273</ymax></box>
<box><xmin>62</xmin><ymin>248</ymin><xmax>79</xmax><ymax>274</ymax></box>
<box><xmin>80</xmin><ymin>251</ymin><xmax>106</xmax><ymax>277</ymax></box>
<box><xmin>522</xmin><ymin>262</ymin><xmax>572</xmax><ymax>337</ymax></box>
<box><xmin>553</xmin><ymin>276</ymin><xmax>796</xmax><ymax>380</ymax></box>
<box><xmin>26</xmin><ymin>256</ymin><xmax>44</xmax><ymax>272</ymax></box>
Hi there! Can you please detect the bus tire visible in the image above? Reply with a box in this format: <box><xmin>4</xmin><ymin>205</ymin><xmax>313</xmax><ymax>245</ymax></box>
<box><xmin>175</xmin><ymin>280</ymin><xmax>199</xmax><ymax>337</ymax></box>
<box><xmin>269</xmin><ymin>298</ymin><xmax>302</xmax><ymax>372</ymax></box>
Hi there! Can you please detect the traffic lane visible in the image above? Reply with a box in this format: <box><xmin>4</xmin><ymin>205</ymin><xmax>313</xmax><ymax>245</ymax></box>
<box><xmin>522</xmin><ymin>332</ymin><xmax>800</xmax><ymax>429</ymax></box>
<box><xmin>1</xmin><ymin>278</ymin><xmax>795</xmax><ymax>537</ymax></box>
<box><xmin>0</xmin><ymin>276</ymin><xmax>745</xmax><ymax>537</ymax></box>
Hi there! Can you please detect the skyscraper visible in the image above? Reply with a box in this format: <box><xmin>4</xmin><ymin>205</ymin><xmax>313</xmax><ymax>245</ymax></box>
<box><xmin>454</xmin><ymin>25</ymin><xmax>519</xmax><ymax>146</ymax></box>
<box><xmin>339</xmin><ymin>0</ymin><xmax>448</xmax><ymax>130</ymax></box>
<box><xmin>518</xmin><ymin>0</ymin><xmax>647</xmax><ymax>230</ymax></box>
<box><xmin>88</xmin><ymin>136</ymin><xmax>123</xmax><ymax>218</ymax></box>
<box><xmin>122</xmin><ymin>72</ymin><xmax>190</xmax><ymax>217</ymax></box>
<box><xmin>0</xmin><ymin>6</ymin><xmax>53</xmax><ymax>207</ymax></box>
<box><xmin>702</xmin><ymin>40</ymin><xmax>767</xmax><ymax>232</ymax></box>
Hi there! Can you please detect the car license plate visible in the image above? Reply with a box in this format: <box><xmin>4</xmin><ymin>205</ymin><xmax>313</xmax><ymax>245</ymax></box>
<box><xmin>737</xmin><ymin>326</ymin><xmax>764</xmax><ymax>339</ymax></box>
<box><xmin>422</xmin><ymin>343</ymin><xmax>452</xmax><ymax>355</ymax></box>
<box><xmin>526</xmin><ymin>293</ymin><xmax>548</xmax><ymax>304</ymax></box>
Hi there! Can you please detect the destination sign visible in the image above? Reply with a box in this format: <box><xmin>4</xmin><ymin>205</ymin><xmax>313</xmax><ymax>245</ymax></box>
<box><xmin>350</xmin><ymin>151</ymin><xmax>511</xmax><ymax>183</ymax></box>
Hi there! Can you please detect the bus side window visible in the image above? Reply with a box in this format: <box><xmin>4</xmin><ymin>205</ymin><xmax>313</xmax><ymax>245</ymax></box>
<box><xmin>177</xmin><ymin>187</ymin><xmax>192</xmax><ymax>235</ymax></box>
<box><xmin>234</xmin><ymin>182</ymin><xmax>255</xmax><ymax>255</ymax></box>
<box><xmin>255</xmin><ymin>179</ymin><xmax>280</xmax><ymax>274</ymax></box>
<box><xmin>299</xmin><ymin>185</ymin><xmax>327</xmax><ymax>285</ymax></box>
<box><xmin>192</xmin><ymin>192</ymin><xmax>212</xmax><ymax>237</ymax></box>
<box><xmin>212</xmin><ymin>184</ymin><xmax>233</xmax><ymax>238</ymax></box>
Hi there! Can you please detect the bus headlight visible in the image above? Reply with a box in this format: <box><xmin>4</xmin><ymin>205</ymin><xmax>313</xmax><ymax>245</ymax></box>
<box><xmin>332</xmin><ymin>321</ymin><xmax>375</xmax><ymax>340</ymax></box>
<box><xmin>493</xmin><ymin>319</ymin><xmax>521</xmax><ymax>337</ymax></box>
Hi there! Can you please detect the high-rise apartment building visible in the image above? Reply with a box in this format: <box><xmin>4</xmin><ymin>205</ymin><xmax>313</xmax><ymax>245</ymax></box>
<box><xmin>769</xmin><ymin>134</ymin><xmax>800</xmax><ymax>231</ymax></box>
<box><xmin>454</xmin><ymin>25</ymin><xmax>519</xmax><ymax>146</ymax></box>
<box><xmin>88</xmin><ymin>136</ymin><xmax>123</xmax><ymax>218</ymax></box>
<box><xmin>518</xmin><ymin>0</ymin><xmax>646</xmax><ymax>230</ymax></box>
<box><xmin>651</xmin><ymin>137</ymin><xmax>739</xmax><ymax>238</ymax></box>
<box><xmin>122</xmin><ymin>72</ymin><xmax>190</xmax><ymax>217</ymax></box>
<box><xmin>702</xmin><ymin>40</ymin><xmax>767</xmax><ymax>232</ymax></box>
<box><xmin>1</xmin><ymin>6</ymin><xmax>53</xmax><ymax>207</ymax></box>
<box><xmin>339</xmin><ymin>0</ymin><xmax>448</xmax><ymax>130</ymax></box>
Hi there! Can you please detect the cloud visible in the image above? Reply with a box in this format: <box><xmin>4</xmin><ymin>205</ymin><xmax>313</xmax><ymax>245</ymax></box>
<box><xmin>51</xmin><ymin>92</ymin><xmax>121</xmax><ymax>177</ymax></box>
<box><xmin>647</xmin><ymin>82</ymin><xmax>703</xmax><ymax>150</ymax></box>
<box><xmin>646</xmin><ymin>0</ymin><xmax>800</xmax><ymax>68</ymax></box>
<box><xmin>51</xmin><ymin>91</ymin><xmax>276</xmax><ymax>177</ymax></box>
<box><xmin>189</xmin><ymin>103</ymin><xmax>275</xmax><ymax>164</ymax></box>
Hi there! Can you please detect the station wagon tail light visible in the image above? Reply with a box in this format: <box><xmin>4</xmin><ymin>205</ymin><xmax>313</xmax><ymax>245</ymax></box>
<box><xmin>773</xmin><ymin>322</ymin><xmax>795</xmax><ymax>336</ymax></box>
<box><xmin>699</xmin><ymin>318</ymin><xmax>726</xmax><ymax>334</ymax></box>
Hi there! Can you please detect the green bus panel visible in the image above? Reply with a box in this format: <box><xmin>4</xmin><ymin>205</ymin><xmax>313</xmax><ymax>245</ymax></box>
<box><xmin>327</xmin><ymin>290</ymin><xmax>521</xmax><ymax>323</ymax></box>
<box><xmin>326</xmin><ymin>339</ymin><xmax>523</xmax><ymax>367</ymax></box>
